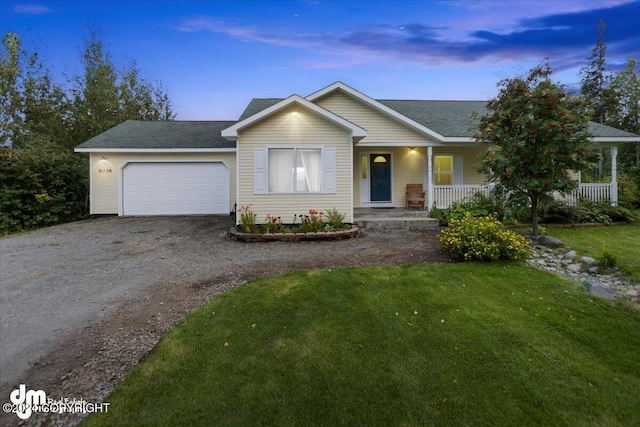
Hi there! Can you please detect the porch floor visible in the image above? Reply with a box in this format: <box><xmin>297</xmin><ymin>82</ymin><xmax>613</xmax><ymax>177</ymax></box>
<box><xmin>354</xmin><ymin>208</ymin><xmax>440</xmax><ymax>229</ymax></box>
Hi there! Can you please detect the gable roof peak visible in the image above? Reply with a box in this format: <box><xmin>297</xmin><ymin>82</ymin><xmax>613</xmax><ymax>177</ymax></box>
<box><xmin>307</xmin><ymin>81</ymin><xmax>446</xmax><ymax>141</ymax></box>
<box><xmin>221</xmin><ymin>94</ymin><xmax>366</xmax><ymax>141</ymax></box>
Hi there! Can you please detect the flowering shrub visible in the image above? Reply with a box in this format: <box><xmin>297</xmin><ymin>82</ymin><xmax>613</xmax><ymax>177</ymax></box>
<box><xmin>438</xmin><ymin>213</ymin><xmax>530</xmax><ymax>261</ymax></box>
<box><xmin>238</xmin><ymin>205</ymin><xmax>257</xmax><ymax>233</ymax></box>
<box><xmin>264</xmin><ymin>214</ymin><xmax>286</xmax><ymax>233</ymax></box>
<box><xmin>297</xmin><ymin>209</ymin><xmax>325</xmax><ymax>232</ymax></box>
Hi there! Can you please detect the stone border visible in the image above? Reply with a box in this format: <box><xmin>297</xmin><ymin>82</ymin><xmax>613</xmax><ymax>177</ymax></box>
<box><xmin>528</xmin><ymin>243</ymin><xmax>639</xmax><ymax>310</ymax></box>
<box><xmin>229</xmin><ymin>224</ymin><xmax>360</xmax><ymax>242</ymax></box>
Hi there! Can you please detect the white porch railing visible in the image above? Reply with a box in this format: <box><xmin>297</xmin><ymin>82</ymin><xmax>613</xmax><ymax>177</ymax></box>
<box><xmin>433</xmin><ymin>185</ymin><xmax>492</xmax><ymax>209</ymax></box>
<box><xmin>579</xmin><ymin>183</ymin><xmax>612</xmax><ymax>202</ymax></box>
<box><xmin>432</xmin><ymin>183</ymin><xmax>613</xmax><ymax>209</ymax></box>
<box><xmin>555</xmin><ymin>183</ymin><xmax>612</xmax><ymax>206</ymax></box>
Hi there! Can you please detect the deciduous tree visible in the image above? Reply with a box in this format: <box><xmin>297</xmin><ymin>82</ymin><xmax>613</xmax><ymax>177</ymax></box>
<box><xmin>475</xmin><ymin>63</ymin><xmax>593</xmax><ymax>237</ymax></box>
<box><xmin>70</xmin><ymin>24</ymin><xmax>175</xmax><ymax>145</ymax></box>
<box><xmin>1</xmin><ymin>33</ymin><xmax>71</xmax><ymax>148</ymax></box>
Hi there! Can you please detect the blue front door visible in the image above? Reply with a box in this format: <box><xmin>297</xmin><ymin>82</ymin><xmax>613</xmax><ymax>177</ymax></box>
<box><xmin>370</xmin><ymin>154</ymin><xmax>391</xmax><ymax>202</ymax></box>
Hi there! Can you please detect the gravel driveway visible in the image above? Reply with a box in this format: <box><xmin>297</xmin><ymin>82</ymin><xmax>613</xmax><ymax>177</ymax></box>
<box><xmin>0</xmin><ymin>216</ymin><xmax>446</xmax><ymax>426</ymax></box>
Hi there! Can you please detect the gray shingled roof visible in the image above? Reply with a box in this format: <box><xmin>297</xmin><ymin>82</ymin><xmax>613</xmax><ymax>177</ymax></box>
<box><xmin>585</xmin><ymin>121</ymin><xmax>639</xmax><ymax>138</ymax></box>
<box><xmin>239</xmin><ymin>97</ymin><xmax>639</xmax><ymax>139</ymax></box>
<box><xmin>379</xmin><ymin>100</ymin><xmax>486</xmax><ymax>137</ymax></box>
<box><xmin>238</xmin><ymin>98</ymin><xmax>283</xmax><ymax>121</ymax></box>
<box><xmin>76</xmin><ymin>98</ymin><xmax>639</xmax><ymax>150</ymax></box>
<box><xmin>75</xmin><ymin>120</ymin><xmax>237</xmax><ymax>149</ymax></box>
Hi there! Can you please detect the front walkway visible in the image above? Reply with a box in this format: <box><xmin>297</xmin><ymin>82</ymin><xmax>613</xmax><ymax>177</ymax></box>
<box><xmin>354</xmin><ymin>208</ymin><xmax>439</xmax><ymax>229</ymax></box>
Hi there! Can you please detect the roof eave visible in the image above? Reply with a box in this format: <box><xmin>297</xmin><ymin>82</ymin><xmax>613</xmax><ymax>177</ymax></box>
<box><xmin>74</xmin><ymin>148</ymin><xmax>237</xmax><ymax>153</ymax></box>
<box><xmin>591</xmin><ymin>136</ymin><xmax>640</xmax><ymax>143</ymax></box>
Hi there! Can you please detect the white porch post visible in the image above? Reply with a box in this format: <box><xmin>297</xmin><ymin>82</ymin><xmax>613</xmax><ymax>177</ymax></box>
<box><xmin>427</xmin><ymin>146</ymin><xmax>434</xmax><ymax>211</ymax></box>
<box><xmin>611</xmin><ymin>146</ymin><xmax>618</xmax><ymax>206</ymax></box>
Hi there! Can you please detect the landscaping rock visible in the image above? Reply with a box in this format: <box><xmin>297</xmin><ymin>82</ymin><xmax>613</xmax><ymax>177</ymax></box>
<box><xmin>567</xmin><ymin>264</ymin><xmax>582</xmax><ymax>273</ymax></box>
<box><xmin>580</xmin><ymin>256</ymin><xmax>596</xmax><ymax>264</ymax></box>
<box><xmin>537</xmin><ymin>235</ymin><xmax>564</xmax><ymax>248</ymax></box>
<box><xmin>582</xmin><ymin>280</ymin><xmax>616</xmax><ymax>301</ymax></box>
<box><xmin>565</xmin><ymin>250</ymin><xmax>577</xmax><ymax>259</ymax></box>
<box><xmin>528</xmin><ymin>244</ymin><xmax>638</xmax><ymax>308</ymax></box>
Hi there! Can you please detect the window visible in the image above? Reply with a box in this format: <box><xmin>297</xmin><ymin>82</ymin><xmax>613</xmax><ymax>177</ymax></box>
<box><xmin>434</xmin><ymin>155</ymin><xmax>453</xmax><ymax>185</ymax></box>
<box><xmin>254</xmin><ymin>147</ymin><xmax>335</xmax><ymax>195</ymax></box>
<box><xmin>268</xmin><ymin>148</ymin><xmax>322</xmax><ymax>193</ymax></box>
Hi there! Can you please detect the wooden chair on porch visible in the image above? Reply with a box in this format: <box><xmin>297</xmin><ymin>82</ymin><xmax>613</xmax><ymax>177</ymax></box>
<box><xmin>406</xmin><ymin>184</ymin><xmax>425</xmax><ymax>209</ymax></box>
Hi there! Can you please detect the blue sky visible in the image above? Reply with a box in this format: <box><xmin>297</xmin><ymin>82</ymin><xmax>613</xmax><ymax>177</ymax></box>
<box><xmin>2</xmin><ymin>0</ymin><xmax>639</xmax><ymax>120</ymax></box>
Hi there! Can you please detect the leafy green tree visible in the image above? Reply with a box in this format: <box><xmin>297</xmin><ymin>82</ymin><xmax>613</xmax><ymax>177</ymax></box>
<box><xmin>608</xmin><ymin>58</ymin><xmax>640</xmax><ymax>168</ymax></box>
<box><xmin>475</xmin><ymin>63</ymin><xmax>593</xmax><ymax>237</ymax></box>
<box><xmin>69</xmin><ymin>25</ymin><xmax>121</xmax><ymax>144</ymax></box>
<box><xmin>1</xmin><ymin>33</ymin><xmax>26</xmax><ymax>147</ymax></box>
<box><xmin>1</xmin><ymin>24</ymin><xmax>175</xmax><ymax>233</ymax></box>
<box><xmin>23</xmin><ymin>50</ymin><xmax>72</xmax><ymax>147</ymax></box>
<box><xmin>0</xmin><ymin>137</ymin><xmax>88</xmax><ymax>234</ymax></box>
<box><xmin>119</xmin><ymin>59</ymin><xmax>174</xmax><ymax>121</ymax></box>
<box><xmin>70</xmin><ymin>24</ymin><xmax>175</xmax><ymax>145</ymax></box>
<box><xmin>1</xmin><ymin>32</ymin><xmax>71</xmax><ymax>148</ymax></box>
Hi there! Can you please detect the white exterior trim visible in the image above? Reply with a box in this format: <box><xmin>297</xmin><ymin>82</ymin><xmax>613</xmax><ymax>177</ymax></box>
<box><xmin>356</xmin><ymin>141</ymin><xmax>442</xmax><ymax>147</ymax></box>
<box><xmin>89</xmin><ymin>154</ymin><xmax>94</xmax><ymax>215</ymax></box>
<box><xmin>359</xmin><ymin>151</ymin><xmax>394</xmax><ymax>208</ymax></box>
<box><xmin>75</xmin><ymin>148</ymin><xmax>236</xmax><ymax>153</ymax></box>
<box><xmin>441</xmin><ymin>137</ymin><xmax>476</xmax><ymax>143</ymax></box>
<box><xmin>221</xmin><ymin>95</ymin><xmax>367</xmax><ymax>141</ymax></box>
<box><xmin>591</xmin><ymin>137</ymin><xmax>640</xmax><ymax>143</ymax></box>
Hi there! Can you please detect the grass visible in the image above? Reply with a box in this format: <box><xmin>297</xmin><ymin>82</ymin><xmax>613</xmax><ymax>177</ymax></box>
<box><xmin>82</xmin><ymin>263</ymin><xmax>640</xmax><ymax>427</ymax></box>
<box><xmin>546</xmin><ymin>222</ymin><xmax>640</xmax><ymax>281</ymax></box>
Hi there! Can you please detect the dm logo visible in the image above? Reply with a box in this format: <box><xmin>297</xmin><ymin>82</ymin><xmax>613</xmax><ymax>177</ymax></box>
<box><xmin>10</xmin><ymin>384</ymin><xmax>46</xmax><ymax>420</ymax></box>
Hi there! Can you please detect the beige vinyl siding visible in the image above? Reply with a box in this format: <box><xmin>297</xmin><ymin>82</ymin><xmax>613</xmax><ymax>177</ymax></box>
<box><xmin>316</xmin><ymin>91</ymin><xmax>430</xmax><ymax>143</ymax></box>
<box><xmin>432</xmin><ymin>146</ymin><xmax>487</xmax><ymax>185</ymax></box>
<box><xmin>89</xmin><ymin>152</ymin><xmax>236</xmax><ymax>214</ymax></box>
<box><xmin>353</xmin><ymin>147</ymin><xmax>424</xmax><ymax>207</ymax></box>
<box><xmin>237</xmin><ymin>105</ymin><xmax>353</xmax><ymax>222</ymax></box>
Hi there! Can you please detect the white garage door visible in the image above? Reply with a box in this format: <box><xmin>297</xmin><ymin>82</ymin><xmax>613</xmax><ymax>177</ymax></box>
<box><xmin>122</xmin><ymin>162</ymin><xmax>229</xmax><ymax>215</ymax></box>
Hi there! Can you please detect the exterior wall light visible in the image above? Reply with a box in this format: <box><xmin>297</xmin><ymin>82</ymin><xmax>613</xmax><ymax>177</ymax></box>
<box><xmin>291</xmin><ymin>111</ymin><xmax>299</xmax><ymax>119</ymax></box>
<box><xmin>410</xmin><ymin>147</ymin><xmax>416</xmax><ymax>154</ymax></box>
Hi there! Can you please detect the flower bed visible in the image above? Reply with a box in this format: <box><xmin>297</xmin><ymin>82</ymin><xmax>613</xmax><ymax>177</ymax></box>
<box><xmin>229</xmin><ymin>223</ymin><xmax>360</xmax><ymax>242</ymax></box>
<box><xmin>230</xmin><ymin>206</ymin><xmax>359</xmax><ymax>242</ymax></box>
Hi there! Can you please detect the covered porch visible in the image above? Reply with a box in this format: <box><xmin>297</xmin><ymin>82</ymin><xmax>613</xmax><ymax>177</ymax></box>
<box><xmin>354</xmin><ymin>145</ymin><xmax>621</xmax><ymax>213</ymax></box>
<box><xmin>428</xmin><ymin>145</ymin><xmax>620</xmax><ymax>208</ymax></box>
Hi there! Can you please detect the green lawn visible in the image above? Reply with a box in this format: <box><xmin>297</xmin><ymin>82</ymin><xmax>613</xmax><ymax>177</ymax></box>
<box><xmin>546</xmin><ymin>223</ymin><xmax>640</xmax><ymax>280</ymax></box>
<box><xmin>82</xmin><ymin>263</ymin><xmax>640</xmax><ymax>427</ymax></box>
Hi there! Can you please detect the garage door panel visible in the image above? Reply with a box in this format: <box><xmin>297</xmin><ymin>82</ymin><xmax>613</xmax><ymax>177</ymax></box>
<box><xmin>123</xmin><ymin>163</ymin><xmax>229</xmax><ymax>215</ymax></box>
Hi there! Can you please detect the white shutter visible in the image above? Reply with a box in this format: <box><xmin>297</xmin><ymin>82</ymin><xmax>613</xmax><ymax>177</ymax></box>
<box><xmin>453</xmin><ymin>155</ymin><xmax>464</xmax><ymax>186</ymax></box>
<box><xmin>322</xmin><ymin>147</ymin><xmax>336</xmax><ymax>194</ymax></box>
<box><xmin>254</xmin><ymin>148</ymin><xmax>267</xmax><ymax>194</ymax></box>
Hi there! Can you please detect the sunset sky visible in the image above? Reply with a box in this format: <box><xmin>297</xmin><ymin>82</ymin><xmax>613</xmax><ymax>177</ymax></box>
<box><xmin>2</xmin><ymin>0</ymin><xmax>639</xmax><ymax>120</ymax></box>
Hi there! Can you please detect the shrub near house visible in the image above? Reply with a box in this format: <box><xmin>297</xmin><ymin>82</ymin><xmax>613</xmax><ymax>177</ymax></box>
<box><xmin>439</xmin><ymin>213</ymin><xmax>530</xmax><ymax>261</ymax></box>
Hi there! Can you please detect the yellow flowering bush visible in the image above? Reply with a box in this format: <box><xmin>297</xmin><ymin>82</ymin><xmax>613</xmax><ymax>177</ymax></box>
<box><xmin>439</xmin><ymin>212</ymin><xmax>530</xmax><ymax>261</ymax></box>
